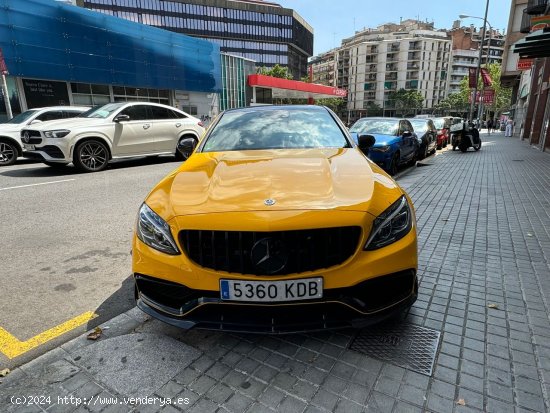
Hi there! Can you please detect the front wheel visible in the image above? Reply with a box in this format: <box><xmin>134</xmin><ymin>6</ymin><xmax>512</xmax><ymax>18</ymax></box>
<box><xmin>473</xmin><ymin>140</ymin><xmax>482</xmax><ymax>151</ymax></box>
<box><xmin>73</xmin><ymin>140</ymin><xmax>109</xmax><ymax>172</ymax></box>
<box><xmin>0</xmin><ymin>141</ymin><xmax>18</xmax><ymax>166</ymax></box>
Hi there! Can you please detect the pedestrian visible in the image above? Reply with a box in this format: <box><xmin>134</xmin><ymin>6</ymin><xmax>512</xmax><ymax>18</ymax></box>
<box><xmin>505</xmin><ymin>118</ymin><xmax>513</xmax><ymax>137</ymax></box>
<box><xmin>487</xmin><ymin>119</ymin><xmax>493</xmax><ymax>135</ymax></box>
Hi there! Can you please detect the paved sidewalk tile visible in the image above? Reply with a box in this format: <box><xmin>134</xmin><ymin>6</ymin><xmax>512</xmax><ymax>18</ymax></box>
<box><xmin>1</xmin><ymin>133</ymin><xmax>550</xmax><ymax>413</ymax></box>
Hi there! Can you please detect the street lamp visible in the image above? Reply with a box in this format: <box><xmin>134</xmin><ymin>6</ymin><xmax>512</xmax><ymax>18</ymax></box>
<box><xmin>459</xmin><ymin>0</ymin><xmax>490</xmax><ymax>122</ymax></box>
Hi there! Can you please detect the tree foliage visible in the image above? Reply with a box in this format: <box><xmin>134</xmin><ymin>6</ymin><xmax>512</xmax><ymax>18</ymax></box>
<box><xmin>387</xmin><ymin>89</ymin><xmax>423</xmax><ymax>116</ymax></box>
<box><xmin>257</xmin><ymin>64</ymin><xmax>293</xmax><ymax>80</ymax></box>
<box><xmin>314</xmin><ymin>98</ymin><xmax>346</xmax><ymax>113</ymax></box>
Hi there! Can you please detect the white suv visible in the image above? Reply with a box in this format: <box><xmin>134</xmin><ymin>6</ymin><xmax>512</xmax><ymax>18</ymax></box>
<box><xmin>0</xmin><ymin>106</ymin><xmax>89</xmax><ymax>166</ymax></box>
<box><xmin>21</xmin><ymin>102</ymin><xmax>205</xmax><ymax>172</ymax></box>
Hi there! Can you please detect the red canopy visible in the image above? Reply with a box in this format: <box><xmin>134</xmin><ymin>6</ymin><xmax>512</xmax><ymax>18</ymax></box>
<box><xmin>248</xmin><ymin>74</ymin><xmax>347</xmax><ymax>100</ymax></box>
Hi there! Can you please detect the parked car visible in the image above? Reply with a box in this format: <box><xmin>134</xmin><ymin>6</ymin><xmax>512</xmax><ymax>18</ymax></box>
<box><xmin>349</xmin><ymin>117</ymin><xmax>418</xmax><ymax>175</ymax></box>
<box><xmin>432</xmin><ymin>117</ymin><xmax>463</xmax><ymax>149</ymax></box>
<box><xmin>408</xmin><ymin>118</ymin><xmax>438</xmax><ymax>159</ymax></box>
<box><xmin>132</xmin><ymin>105</ymin><xmax>418</xmax><ymax>333</ymax></box>
<box><xmin>0</xmin><ymin>106</ymin><xmax>89</xmax><ymax>166</ymax></box>
<box><xmin>21</xmin><ymin>102</ymin><xmax>204</xmax><ymax>172</ymax></box>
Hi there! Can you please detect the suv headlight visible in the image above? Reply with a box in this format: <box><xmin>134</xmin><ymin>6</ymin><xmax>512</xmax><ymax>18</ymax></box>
<box><xmin>364</xmin><ymin>195</ymin><xmax>413</xmax><ymax>250</ymax></box>
<box><xmin>44</xmin><ymin>129</ymin><xmax>71</xmax><ymax>138</ymax></box>
<box><xmin>136</xmin><ymin>203</ymin><xmax>180</xmax><ymax>255</ymax></box>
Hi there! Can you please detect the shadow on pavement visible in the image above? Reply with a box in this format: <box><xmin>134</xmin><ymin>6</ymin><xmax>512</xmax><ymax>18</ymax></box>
<box><xmin>86</xmin><ymin>275</ymin><xmax>135</xmax><ymax>330</ymax></box>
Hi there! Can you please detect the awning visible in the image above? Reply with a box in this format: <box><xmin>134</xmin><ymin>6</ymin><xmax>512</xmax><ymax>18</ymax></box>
<box><xmin>513</xmin><ymin>27</ymin><xmax>550</xmax><ymax>58</ymax></box>
<box><xmin>248</xmin><ymin>74</ymin><xmax>347</xmax><ymax>99</ymax></box>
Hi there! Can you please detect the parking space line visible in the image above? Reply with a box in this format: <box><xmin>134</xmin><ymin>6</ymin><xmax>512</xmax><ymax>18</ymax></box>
<box><xmin>0</xmin><ymin>311</ymin><xmax>97</xmax><ymax>359</ymax></box>
<box><xmin>0</xmin><ymin>179</ymin><xmax>75</xmax><ymax>191</ymax></box>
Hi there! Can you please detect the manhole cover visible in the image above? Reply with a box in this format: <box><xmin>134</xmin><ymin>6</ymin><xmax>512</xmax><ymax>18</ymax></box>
<box><xmin>349</xmin><ymin>323</ymin><xmax>440</xmax><ymax>376</ymax></box>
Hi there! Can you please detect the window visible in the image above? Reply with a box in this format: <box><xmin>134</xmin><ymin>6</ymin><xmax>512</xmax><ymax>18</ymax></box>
<box><xmin>120</xmin><ymin>105</ymin><xmax>149</xmax><ymax>121</ymax></box>
<box><xmin>149</xmin><ymin>105</ymin><xmax>176</xmax><ymax>120</ymax></box>
<box><xmin>36</xmin><ymin>111</ymin><xmax>64</xmax><ymax>122</ymax></box>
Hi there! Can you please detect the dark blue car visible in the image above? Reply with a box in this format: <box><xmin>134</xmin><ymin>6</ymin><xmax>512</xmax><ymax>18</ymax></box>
<box><xmin>350</xmin><ymin>117</ymin><xmax>419</xmax><ymax>175</ymax></box>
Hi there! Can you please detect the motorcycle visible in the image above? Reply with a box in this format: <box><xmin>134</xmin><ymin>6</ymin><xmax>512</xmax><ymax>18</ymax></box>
<box><xmin>450</xmin><ymin>121</ymin><xmax>481</xmax><ymax>152</ymax></box>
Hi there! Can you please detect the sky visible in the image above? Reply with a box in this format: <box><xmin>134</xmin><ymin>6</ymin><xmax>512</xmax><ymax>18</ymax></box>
<box><xmin>273</xmin><ymin>0</ymin><xmax>511</xmax><ymax>56</ymax></box>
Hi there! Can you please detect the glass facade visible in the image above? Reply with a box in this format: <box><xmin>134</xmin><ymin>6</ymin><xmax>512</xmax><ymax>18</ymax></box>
<box><xmin>82</xmin><ymin>0</ymin><xmax>313</xmax><ymax>79</ymax></box>
<box><xmin>0</xmin><ymin>0</ymin><xmax>221</xmax><ymax>92</ymax></box>
<box><xmin>220</xmin><ymin>54</ymin><xmax>256</xmax><ymax>111</ymax></box>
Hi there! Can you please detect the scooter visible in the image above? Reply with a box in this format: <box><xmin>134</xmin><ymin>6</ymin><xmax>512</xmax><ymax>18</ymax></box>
<box><xmin>450</xmin><ymin>121</ymin><xmax>481</xmax><ymax>152</ymax></box>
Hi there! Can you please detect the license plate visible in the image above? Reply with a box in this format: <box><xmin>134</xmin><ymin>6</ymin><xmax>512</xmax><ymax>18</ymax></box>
<box><xmin>23</xmin><ymin>144</ymin><xmax>35</xmax><ymax>150</ymax></box>
<box><xmin>220</xmin><ymin>277</ymin><xmax>323</xmax><ymax>302</ymax></box>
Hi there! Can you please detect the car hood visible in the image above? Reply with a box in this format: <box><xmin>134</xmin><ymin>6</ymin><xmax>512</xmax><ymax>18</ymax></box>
<box><xmin>145</xmin><ymin>148</ymin><xmax>403</xmax><ymax>220</ymax></box>
<box><xmin>349</xmin><ymin>131</ymin><xmax>400</xmax><ymax>147</ymax></box>
<box><xmin>22</xmin><ymin>117</ymin><xmax>108</xmax><ymax>130</ymax></box>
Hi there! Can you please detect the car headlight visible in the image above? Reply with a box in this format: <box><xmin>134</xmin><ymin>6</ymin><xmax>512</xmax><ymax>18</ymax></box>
<box><xmin>370</xmin><ymin>145</ymin><xmax>391</xmax><ymax>152</ymax></box>
<box><xmin>136</xmin><ymin>203</ymin><xmax>180</xmax><ymax>255</ymax></box>
<box><xmin>364</xmin><ymin>195</ymin><xmax>412</xmax><ymax>250</ymax></box>
<box><xmin>44</xmin><ymin>129</ymin><xmax>71</xmax><ymax>138</ymax></box>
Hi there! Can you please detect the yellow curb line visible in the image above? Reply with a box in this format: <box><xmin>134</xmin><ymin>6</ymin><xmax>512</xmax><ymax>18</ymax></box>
<box><xmin>0</xmin><ymin>311</ymin><xmax>97</xmax><ymax>359</ymax></box>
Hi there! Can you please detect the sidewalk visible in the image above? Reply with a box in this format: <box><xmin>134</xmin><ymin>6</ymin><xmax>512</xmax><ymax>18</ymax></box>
<box><xmin>2</xmin><ymin>132</ymin><xmax>550</xmax><ymax>413</ymax></box>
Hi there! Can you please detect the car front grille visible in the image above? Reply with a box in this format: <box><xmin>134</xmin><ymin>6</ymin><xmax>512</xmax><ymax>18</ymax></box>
<box><xmin>179</xmin><ymin>227</ymin><xmax>362</xmax><ymax>276</ymax></box>
<box><xmin>21</xmin><ymin>130</ymin><xmax>42</xmax><ymax>144</ymax></box>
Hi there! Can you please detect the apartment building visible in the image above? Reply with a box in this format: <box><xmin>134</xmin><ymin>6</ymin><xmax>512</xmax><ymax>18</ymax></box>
<box><xmin>318</xmin><ymin>20</ymin><xmax>451</xmax><ymax>122</ymax></box>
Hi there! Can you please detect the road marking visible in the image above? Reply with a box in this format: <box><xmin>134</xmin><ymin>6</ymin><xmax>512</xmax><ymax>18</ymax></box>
<box><xmin>0</xmin><ymin>179</ymin><xmax>75</xmax><ymax>191</ymax></box>
<box><xmin>0</xmin><ymin>311</ymin><xmax>97</xmax><ymax>359</ymax></box>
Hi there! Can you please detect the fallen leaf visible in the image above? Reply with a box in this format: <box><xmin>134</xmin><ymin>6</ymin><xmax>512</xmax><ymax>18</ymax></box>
<box><xmin>488</xmin><ymin>304</ymin><xmax>499</xmax><ymax>309</ymax></box>
<box><xmin>87</xmin><ymin>327</ymin><xmax>102</xmax><ymax>340</ymax></box>
<box><xmin>456</xmin><ymin>399</ymin><xmax>466</xmax><ymax>406</ymax></box>
<box><xmin>0</xmin><ymin>368</ymin><xmax>10</xmax><ymax>377</ymax></box>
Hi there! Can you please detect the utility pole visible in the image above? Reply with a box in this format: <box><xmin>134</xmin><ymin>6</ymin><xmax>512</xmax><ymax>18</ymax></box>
<box><xmin>467</xmin><ymin>0</ymin><xmax>490</xmax><ymax>122</ymax></box>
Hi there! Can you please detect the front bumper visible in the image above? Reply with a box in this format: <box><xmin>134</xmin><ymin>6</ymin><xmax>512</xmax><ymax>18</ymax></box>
<box><xmin>134</xmin><ymin>269</ymin><xmax>418</xmax><ymax>334</ymax></box>
<box><xmin>367</xmin><ymin>150</ymin><xmax>392</xmax><ymax>170</ymax></box>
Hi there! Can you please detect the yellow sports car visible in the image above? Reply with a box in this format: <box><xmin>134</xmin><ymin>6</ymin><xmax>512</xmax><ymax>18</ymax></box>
<box><xmin>132</xmin><ymin>105</ymin><xmax>418</xmax><ymax>333</ymax></box>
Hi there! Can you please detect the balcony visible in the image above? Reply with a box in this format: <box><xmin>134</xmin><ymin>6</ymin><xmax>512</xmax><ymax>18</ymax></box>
<box><xmin>520</xmin><ymin>10</ymin><xmax>532</xmax><ymax>33</ymax></box>
<box><xmin>407</xmin><ymin>63</ymin><xmax>419</xmax><ymax>70</ymax></box>
<box><xmin>385</xmin><ymin>73</ymin><xmax>397</xmax><ymax>80</ymax></box>
<box><xmin>408</xmin><ymin>52</ymin><xmax>421</xmax><ymax>61</ymax></box>
<box><xmin>386</xmin><ymin>64</ymin><xmax>398</xmax><ymax>71</ymax></box>
<box><xmin>526</xmin><ymin>0</ymin><xmax>548</xmax><ymax>15</ymax></box>
<box><xmin>365</xmin><ymin>56</ymin><xmax>377</xmax><ymax>63</ymax></box>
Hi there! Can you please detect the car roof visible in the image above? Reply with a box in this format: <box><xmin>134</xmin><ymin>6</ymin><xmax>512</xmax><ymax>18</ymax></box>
<box><xmin>28</xmin><ymin>106</ymin><xmax>90</xmax><ymax>111</ymax></box>
<box><xmin>354</xmin><ymin>117</ymin><xmax>404</xmax><ymax>122</ymax></box>
<box><xmin>223</xmin><ymin>104</ymin><xmax>330</xmax><ymax>114</ymax></box>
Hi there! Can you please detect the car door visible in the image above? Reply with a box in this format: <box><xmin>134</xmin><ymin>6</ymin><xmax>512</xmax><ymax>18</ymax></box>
<box><xmin>399</xmin><ymin>120</ymin><xmax>415</xmax><ymax>159</ymax></box>
<box><xmin>111</xmin><ymin>104</ymin><xmax>156</xmax><ymax>156</ymax></box>
<box><xmin>148</xmin><ymin>105</ymin><xmax>183</xmax><ymax>152</ymax></box>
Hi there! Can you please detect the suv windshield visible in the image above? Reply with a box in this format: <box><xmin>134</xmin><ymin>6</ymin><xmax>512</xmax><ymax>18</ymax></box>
<box><xmin>202</xmin><ymin>108</ymin><xmax>350</xmax><ymax>152</ymax></box>
<box><xmin>80</xmin><ymin>103</ymin><xmax>125</xmax><ymax>119</ymax></box>
<box><xmin>410</xmin><ymin>121</ymin><xmax>428</xmax><ymax>132</ymax></box>
<box><xmin>349</xmin><ymin>119</ymin><xmax>398</xmax><ymax>136</ymax></box>
<box><xmin>4</xmin><ymin>110</ymin><xmax>39</xmax><ymax>124</ymax></box>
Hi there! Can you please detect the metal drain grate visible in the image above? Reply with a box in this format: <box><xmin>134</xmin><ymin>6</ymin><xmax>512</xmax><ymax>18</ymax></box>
<box><xmin>349</xmin><ymin>323</ymin><xmax>440</xmax><ymax>376</ymax></box>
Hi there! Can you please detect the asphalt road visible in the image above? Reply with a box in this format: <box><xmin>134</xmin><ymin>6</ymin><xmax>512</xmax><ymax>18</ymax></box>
<box><xmin>0</xmin><ymin>156</ymin><xmax>183</xmax><ymax>368</ymax></box>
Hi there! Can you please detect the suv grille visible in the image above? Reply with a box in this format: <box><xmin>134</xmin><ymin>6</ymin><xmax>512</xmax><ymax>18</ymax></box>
<box><xmin>21</xmin><ymin>130</ymin><xmax>42</xmax><ymax>144</ymax></box>
<box><xmin>179</xmin><ymin>227</ymin><xmax>362</xmax><ymax>276</ymax></box>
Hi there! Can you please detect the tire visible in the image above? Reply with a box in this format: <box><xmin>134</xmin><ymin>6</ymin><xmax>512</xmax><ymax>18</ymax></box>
<box><xmin>73</xmin><ymin>140</ymin><xmax>109</xmax><ymax>172</ymax></box>
<box><xmin>175</xmin><ymin>136</ymin><xmax>197</xmax><ymax>161</ymax></box>
<box><xmin>0</xmin><ymin>140</ymin><xmax>18</xmax><ymax>166</ymax></box>
<box><xmin>388</xmin><ymin>153</ymin><xmax>399</xmax><ymax>175</ymax></box>
<box><xmin>443</xmin><ymin>139</ymin><xmax>448</xmax><ymax>148</ymax></box>
<box><xmin>460</xmin><ymin>145</ymin><xmax>468</xmax><ymax>152</ymax></box>
<box><xmin>473</xmin><ymin>140</ymin><xmax>482</xmax><ymax>151</ymax></box>
<box><xmin>43</xmin><ymin>161</ymin><xmax>69</xmax><ymax>169</ymax></box>
<box><xmin>408</xmin><ymin>150</ymin><xmax>417</xmax><ymax>167</ymax></box>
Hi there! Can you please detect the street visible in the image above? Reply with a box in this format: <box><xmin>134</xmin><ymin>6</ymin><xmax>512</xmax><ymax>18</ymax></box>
<box><xmin>0</xmin><ymin>156</ymin><xmax>183</xmax><ymax>367</ymax></box>
<box><xmin>1</xmin><ymin>131</ymin><xmax>549</xmax><ymax>412</ymax></box>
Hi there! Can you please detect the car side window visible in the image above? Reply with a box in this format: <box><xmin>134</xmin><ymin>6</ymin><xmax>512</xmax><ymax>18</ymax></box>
<box><xmin>149</xmin><ymin>106</ymin><xmax>174</xmax><ymax>120</ymax></box>
<box><xmin>63</xmin><ymin>110</ymin><xmax>83</xmax><ymax>119</ymax></box>
<box><xmin>398</xmin><ymin>121</ymin><xmax>405</xmax><ymax>135</ymax></box>
<box><xmin>119</xmin><ymin>105</ymin><xmax>148</xmax><ymax>121</ymax></box>
<box><xmin>36</xmin><ymin>111</ymin><xmax>64</xmax><ymax>122</ymax></box>
<box><xmin>169</xmin><ymin>109</ymin><xmax>187</xmax><ymax>119</ymax></box>
<box><xmin>404</xmin><ymin>121</ymin><xmax>414</xmax><ymax>133</ymax></box>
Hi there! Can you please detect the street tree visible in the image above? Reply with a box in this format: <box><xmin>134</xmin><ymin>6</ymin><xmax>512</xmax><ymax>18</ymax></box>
<box><xmin>257</xmin><ymin>64</ymin><xmax>293</xmax><ymax>80</ymax></box>
<box><xmin>387</xmin><ymin>89</ymin><xmax>423</xmax><ymax>116</ymax></box>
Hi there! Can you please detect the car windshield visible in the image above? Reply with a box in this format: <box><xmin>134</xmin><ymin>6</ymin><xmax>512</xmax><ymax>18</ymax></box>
<box><xmin>349</xmin><ymin>119</ymin><xmax>398</xmax><ymax>136</ymax></box>
<box><xmin>202</xmin><ymin>107</ymin><xmax>350</xmax><ymax>152</ymax></box>
<box><xmin>80</xmin><ymin>103</ymin><xmax>125</xmax><ymax>119</ymax></box>
<box><xmin>410</xmin><ymin>120</ymin><xmax>428</xmax><ymax>132</ymax></box>
<box><xmin>3</xmin><ymin>110</ymin><xmax>39</xmax><ymax>124</ymax></box>
<box><xmin>433</xmin><ymin>119</ymin><xmax>445</xmax><ymax>129</ymax></box>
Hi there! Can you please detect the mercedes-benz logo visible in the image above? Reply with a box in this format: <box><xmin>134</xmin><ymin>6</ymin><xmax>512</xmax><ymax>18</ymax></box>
<box><xmin>264</xmin><ymin>198</ymin><xmax>276</xmax><ymax>206</ymax></box>
<box><xmin>250</xmin><ymin>237</ymin><xmax>288</xmax><ymax>275</ymax></box>
<box><xmin>22</xmin><ymin>131</ymin><xmax>30</xmax><ymax>143</ymax></box>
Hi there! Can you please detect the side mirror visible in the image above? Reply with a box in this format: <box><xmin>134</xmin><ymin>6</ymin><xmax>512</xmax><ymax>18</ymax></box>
<box><xmin>177</xmin><ymin>137</ymin><xmax>197</xmax><ymax>158</ymax></box>
<box><xmin>114</xmin><ymin>114</ymin><xmax>130</xmax><ymax>123</ymax></box>
<box><xmin>358</xmin><ymin>134</ymin><xmax>376</xmax><ymax>152</ymax></box>
<box><xmin>29</xmin><ymin>119</ymin><xmax>43</xmax><ymax>125</ymax></box>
